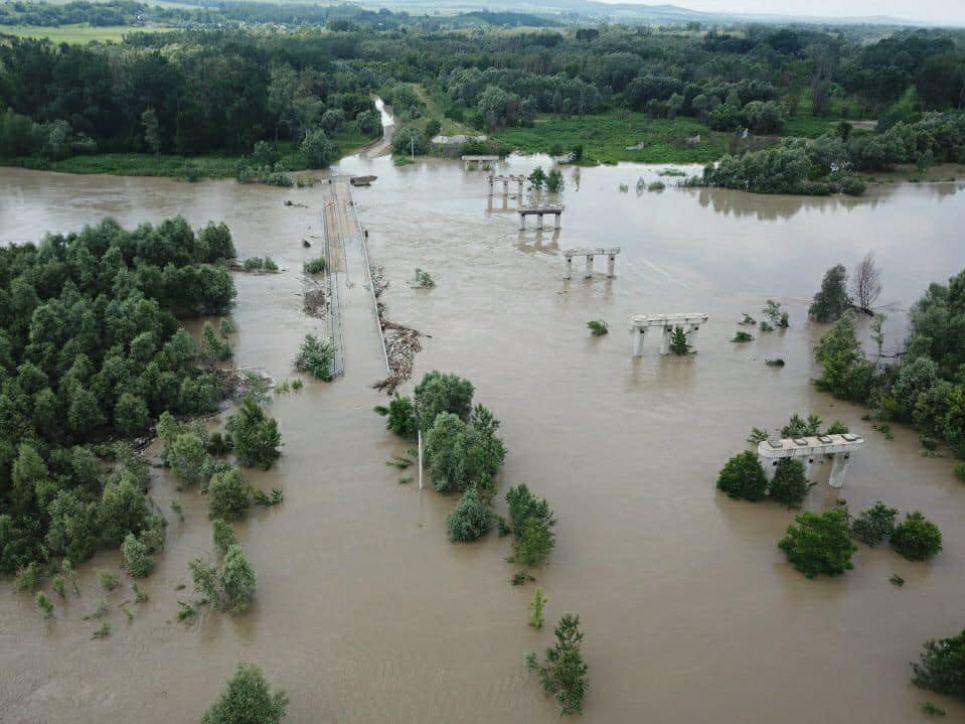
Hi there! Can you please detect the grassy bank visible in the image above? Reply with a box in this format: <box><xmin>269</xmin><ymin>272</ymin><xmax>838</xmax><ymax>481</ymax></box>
<box><xmin>0</xmin><ymin>24</ymin><xmax>174</xmax><ymax>44</ymax></box>
<box><xmin>2</xmin><ymin>131</ymin><xmax>379</xmax><ymax>180</ymax></box>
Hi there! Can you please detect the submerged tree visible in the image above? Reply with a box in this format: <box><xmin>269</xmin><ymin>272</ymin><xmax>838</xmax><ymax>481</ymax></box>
<box><xmin>768</xmin><ymin>458</ymin><xmax>812</xmax><ymax>508</ymax></box>
<box><xmin>809</xmin><ymin>264</ymin><xmax>853</xmax><ymax>322</ymax></box>
<box><xmin>446</xmin><ymin>487</ymin><xmax>493</xmax><ymax>542</ymax></box>
<box><xmin>201</xmin><ymin>663</ymin><xmax>289</xmax><ymax>724</ymax></box>
<box><xmin>227</xmin><ymin>397</ymin><xmax>281</xmax><ymax>470</ymax></box>
<box><xmin>526</xmin><ymin>614</ymin><xmax>589</xmax><ymax>717</ymax></box>
<box><xmin>778</xmin><ymin>509</ymin><xmax>857</xmax><ymax>579</ymax></box>
<box><xmin>912</xmin><ymin>629</ymin><xmax>965</xmax><ymax>702</ymax></box>
<box><xmin>716</xmin><ymin>451</ymin><xmax>767</xmax><ymax>502</ymax></box>
<box><xmin>851</xmin><ymin>252</ymin><xmax>882</xmax><ymax>314</ymax></box>
<box><xmin>669</xmin><ymin>327</ymin><xmax>691</xmax><ymax>355</ymax></box>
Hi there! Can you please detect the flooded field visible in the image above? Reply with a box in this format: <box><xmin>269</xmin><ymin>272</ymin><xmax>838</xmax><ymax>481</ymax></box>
<box><xmin>0</xmin><ymin>158</ymin><xmax>964</xmax><ymax>723</ymax></box>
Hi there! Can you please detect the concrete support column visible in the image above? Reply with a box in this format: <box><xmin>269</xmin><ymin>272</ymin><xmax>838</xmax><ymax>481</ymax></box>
<box><xmin>659</xmin><ymin>326</ymin><xmax>672</xmax><ymax>355</ymax></box>
<box><xmin>488</xmin><ymin>175</ymin><xmax>494</xmax><ymax>195</ymax></box>
<box><xmin>607</xmin><ymin>255</ymin><xmax>616</xmax><ymax>278</ymax></box>
<box><xmin>803</xmin><ymin>456</ymin><xmax>815</xmax><ymax>478</ymax></box>
<box><xmin>553</xmin><ymin>213</ymin><xmax>560</xmax><ymax>229</ymax></box>
<box><xmin>762</xmin><ymin>457</ymin><xmax>778</xmax><ymax>483</ymax></box>
<box><xmin>585</xmin><ymin>255</ymin><xmax>594</xmax><ymax>278</ymax></box>
<box><xmin>564</xmin><ymin>256</ymin><xmax>573</xmax><ymax>280</ymax></box>
<box><xmin>503</xmin><ymin>180</ymin><xmax>509</xmax><ymax>194</ymax></box>
<box><xmin>632</xmin><ymin>327</ymin><xmax>646</xmax><ymax>357</ymax></box>
<box><xmin>829</xmin><ymin>453</ymin><xmax>851</xmax><ymax>489</ymax></box>
<box><xmin>517</xmin><ymin>180</ymin><xmax>524</xmax><ymax>197</ymax></box>
<box><xmin>518</xmin><ymin>214</ymin><xmax>525</xmax><ymax>231</ymax></box>
<box><xmin>686</xmin><ymin>324</ymin><xmax>700</xmax><ymax>351</ymax></box>
<box><xmin>537</xmin><ymin>214</ymin><xmax>544</xmax><ymax>230</ymax></box>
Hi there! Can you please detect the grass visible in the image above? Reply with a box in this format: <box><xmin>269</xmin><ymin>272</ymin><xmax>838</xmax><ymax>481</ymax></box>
<box><xmin>498</xmin><ymin>112</ymin><xmax>731</xmax><ymax>165</ymax></box>
<box><xmin>0</xmin><ymin>24</ymin><xmax>175</xmax><ymax>44</ymax></box>
<box><xmin>410</xmin><ymin>83</ymin><xmax>475</xmax><ymax>137</ymax></box>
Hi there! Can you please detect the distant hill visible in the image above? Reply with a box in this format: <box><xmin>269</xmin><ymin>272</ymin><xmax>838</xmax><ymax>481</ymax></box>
<box><xmin>353</xmin><ymin>0</ymin><xmax>943</xmax><ymax>28</ymax></box>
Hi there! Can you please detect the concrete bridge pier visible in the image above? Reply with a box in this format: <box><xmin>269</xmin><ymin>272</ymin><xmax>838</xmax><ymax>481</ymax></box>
<box><xmin>584</xmin><ymin>255</ymin><xmax>594</xmax><ymax>278</ymax></box>
<box><xmin>829</xmin><ymin>453</ymin><xmax>852</xmax><ymax>488</ymax></box>
<box><xmin>517</xmin><ymin>178</ymin><xmax>525</xmax><ymax>197</ymax></box>
<box><xmin>553</xmin><ymin>212</ymin><xmax>561</xmax><ymax>229</ymax></box>
<box><xmin>518</xmin><ymin>215</ymin><xmax>525</xmax><ymax>231</ymax></box>
<box><xmin>606</xmin><ymin>254</ymin><xmax>617</xmax><ymax>278</ymax></box>
<box><xmin>564</xmin><ymin>255</ymin><xmax>574</xmax><ymax>280</ymax></box>
<box><xmin>659</xmin><ymin>326</ymin><xmax>673</xmax><ymax>355</ymax></box>
<box><xmin>632</xmin><ymin>327</ymin><xmax>647</xmax><ymax>356</ymax></box>
<box><xmin>536</xmin><ymin>214</ymin><xmax>544</xmax><ymax>230</ymax></box>
<box><xmin>685</xmin><ymin>323</ymin><xmax>701</xmax><ymax>349</ymax></box>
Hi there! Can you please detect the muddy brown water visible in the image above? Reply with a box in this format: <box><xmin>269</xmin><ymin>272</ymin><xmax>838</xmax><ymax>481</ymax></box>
<box><xmin>0</xmin><ymin>160</ymin><xmax>963</xmax><ymax>723</ymax></box>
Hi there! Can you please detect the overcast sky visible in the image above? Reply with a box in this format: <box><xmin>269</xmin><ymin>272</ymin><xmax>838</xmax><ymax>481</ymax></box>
<box><xmin>600</xmin><ymin>0</ymin><xmax>965</xmax><ymax>25</ymax></box>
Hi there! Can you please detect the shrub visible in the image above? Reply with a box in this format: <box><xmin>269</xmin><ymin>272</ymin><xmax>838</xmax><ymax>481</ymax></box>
<box><xmin>766</xmin><ymin>358</ymin><xmax>785</xmax><ymax>367</ymax></box>
<box><xmin>121</xmin><ymin>533</ymin><xmax>155</xmax><ymax>578</ymax></box>
<box><xmin>586</xmin><ymin>320</ymin><xmax>608</xmax><ymax>336</ymax></box>
<box><xmin>208</xmin><ymin>468</ymin><xmax>252</xmax><ymax>521</ymax></box>
<box><xmin>762</xmin><ymin>300</ymin><xmax>789</xmax><ymax>328</ymax></box>
<box><xmin>778</xmin><ymin>509</ymin><xmax>857</xmax><ymax>578</ymax></box>
<box><xmin>546</xmin><ymin>169</ymin><xmax>565</xmax><ymax>193</ymax></box>
<box><xmin>413</xmin><ymin>371</ymin><xmax>474</xmax><ymax>432</ymax></box>
<box><xmin>303</xmin><ymin>257</ymin><xmax>327</xmax><ymax>275</ymax></box>
<box><xmin>446</xmin><ymin>487</ymin><xmax>493</xmax><ymax>542</ymax></box>
<box><xmin>851</xmin><ymin>501</ymin><xmax>898</xmax><ymax>547</ymax></box>
<box><xmin>99</xmin><ymin>571</ymin><xmax>121</xmax><ymax>591</ymax></box>
<box><xmin>841</xmin><ymin>176</ymin><xmax>867</xmax><ymax>196</ymax></box>
<box><xmin>716</xmin><ymin>451</ymin><xmax>767</xmax><ymax>501</ymax></box>
<box><xmin>648</xmin><ymin>181</ymin><xmax>666</xmax><ymax>191</ymax></box>
<box><xmin>507</xmin><ymin>484</ymin><xmax>556</xmax><ymax>566</ymax></box>
<box><xmin>732</xmin><ymin>330</ymin><xmax>754</xmax><ymax>343</ymax></box>
<box><xmin>36</xmin><ymin>592</ymin><xmax>54</xmax><ymax>618</ymax></box>
<box><xmin>912</xmin><ymin>629</ymin><xmax>965</xmax><ymax>702</ymax></box>
<box><xmin>955</xmin><ymin>462</ymin><xmax>965</xmax><ymax>481</ymax></box>
<box><xmin>201</xmin><ymin>663</ymin><xmax>289</xmax><ymax>724</ymax></box>
<box><xmin>227</xmin><ymin>397</ymin><xmax>282</xmax><ymax>470</ymax></box>
<box><xmin>167</xmin><ymin>432</ymin><xmax>211</xmax><ymax>489</ymax></box>
<box><xmin>669</xmin><ymin>327</ymin><xmax>691</xmax><ymax>355</ymax></box>
<box><xmin>529</xmin><ymin>588</ymin><xmax>547</xmax><ymax>630</ymax></box>
<box><xmin>759</xmin><ymin>321</ymin><xmax>774</xmax><ymax>332</ymax></box>
<box><xmin>891</xmin><ymin>512</ymin><xmax>942</xmax><ymax>561</ymax></box>
<box><xmin>213</xmin><ymin>519</ymin><xmax>238</xmax><ymax>556</ymax></box>
<box><xmin>768</xmin><ymin>458</ymin><xmax>812</xmax><ymax>508</ymax></box>
<box><xmin>526</xmin><ymin>614</ymin><xmax>589</xmax><ymax>717</ymax></box>
<box><xmin>220</xmin><ymin>545</ymin><xmax>257</xmax><ymax>613</ymax></box>
<box><xmin>294</xmin><ymin>334</ymin><xmax>334</xmax><ymax>382</ymax></box>
<box><xmin>374</xmin><ymin>395</ymin><xmax>418</xmax><ymax>441</ymax></box>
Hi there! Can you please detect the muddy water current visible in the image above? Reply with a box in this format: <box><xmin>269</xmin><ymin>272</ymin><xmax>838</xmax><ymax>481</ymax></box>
<box><xmin>0</xmin><ymin>159</ymin><xmax>963</xmax><ymax>723</ymax></box>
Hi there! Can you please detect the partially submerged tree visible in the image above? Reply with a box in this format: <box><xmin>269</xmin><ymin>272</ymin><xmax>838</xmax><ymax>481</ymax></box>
<box><xmin>201</xmin><ymin>663</ymin><xmax>289</xmax><ymax>724</ymax></box>
<box><xmin>446</xmin><ymin>487</ymin><xmax>493</xmax><ymax>542</ymax></box>
<box><xmin>507</xmin><ymin>484</ymin><xmax>556</xmax><ymax>566</ymax></box>
<box><xmin>227</xmin><ymin>397</ymin><xmax>281</xmax><ymax>470</ymax></box>
<box><xmin>669</xmin><ymin>327</ymin><xmax>691</xmax><ymax>355</ymax></box>
<box><xmin>912</xmin><ymin>629</ymin><xmax>965</xmax><ymax>702</ymax></box>
<box><xmin>778</xmin><ymin>509</ymin><xmax>857</xmax><ymax>578</ymax></box>
<box><xmin>208</xmin><ymin>468</ymin><xmax>252</xmax><ymax>521</ymax></box>
<box><xmin>809</xmin><ymin>264</ymin><xmax>853</xmax><ymax>322</ymax></box>
<box><xmin>851</xmin><ymin>501</ymin><xmax>898</xmax><ymax>547</ymax></box>
<box><xmin>716</xmin><ymin>451</ymin><xmax>767</xmax><ymax>502</ymax></box>
<box><xmin>294</xmin><ymin>334</ymin><xmax>334</xmax><ymax>381</ymax></box>
<box><xmin>891</xmin><ymin>511</ymin><xmax>942</xmax><ymax>561</ymax></box>
<box><xmin>526</xmin><ymin>614</ymin><xmax>589</xmax><ymax>717</ymax></box>
<box><xmin>768</xmin><ymin>458</ymin><xmax>812</xmax><ymax>508</ymax></box>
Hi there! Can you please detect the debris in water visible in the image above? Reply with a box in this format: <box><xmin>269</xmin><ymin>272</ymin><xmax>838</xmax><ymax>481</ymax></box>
<box><xmin>303</xmin><ymin>287</ymin><xmax>327</xmax><ymax>318</ymax></box>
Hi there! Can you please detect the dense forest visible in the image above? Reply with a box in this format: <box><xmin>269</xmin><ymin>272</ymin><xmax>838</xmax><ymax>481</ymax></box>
<box><xmin>0</xmin><ymin>217</ymin><xmax>236</xmax><ymax>574</ymax></box>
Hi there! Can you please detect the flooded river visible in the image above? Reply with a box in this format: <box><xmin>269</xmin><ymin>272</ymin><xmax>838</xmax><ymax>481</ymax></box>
<box><xmin>0</xmin><ymin>157</ymin><xmax>963</xmax><ymax>723</ymax></box>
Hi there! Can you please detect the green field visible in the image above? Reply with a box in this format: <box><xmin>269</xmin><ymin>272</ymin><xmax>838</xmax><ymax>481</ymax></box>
<box><xmin>0</xmin><ymin>24</ymin><xmax>173</xmax><ymax>44</ymax></box>
<box><xmin>497</xmin><ymin>112</ymin><xmax>733</xmax><ymax>165</ymax></box>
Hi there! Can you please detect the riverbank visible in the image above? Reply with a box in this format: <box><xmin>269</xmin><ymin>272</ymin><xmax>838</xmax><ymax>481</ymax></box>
<box><xmin>0</xmin><ymin>132</ymin><xmax>379</xmax><ymax>180</ymax></box>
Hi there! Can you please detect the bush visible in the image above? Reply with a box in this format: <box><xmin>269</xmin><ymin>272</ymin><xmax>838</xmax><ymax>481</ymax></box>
<box><xmin>891</xmin><ymin>511</ymin><xmax>942</xmax><ymax>561</ymax></box>
<box><xmin>446</xmin><ymin>487</ymin><xmax>493</xmax><ymax>542</ymax></box>
<box><xmin>294</xmin><ymin>334</ymin><xmax>335</xmax><ymax>382</ymax></box>
<box><xmin>213</xmin><ymin>519</ymin><xmax>238</xmax><ymax>556</ymax></box>
<box><xmin>716</xmin><ymin>451</ymin><xmax>768</xmax><ymax>501</ymax></box>
<box><xmin>586</xmin><ymin>320</ymin><xmax>608</xmax><ymax>336</ymax></box>
<box><xmin>841</xmin><ymin>176</ymin><xmax>867</xmax><ymax>196</ymax></box>
<box><xmin>526</xmin><ymin>614</ymin><xmax>589</xmax><ymax>717</ymax></box>
<box><xmin>669</xmin><ymin>327</ymin><xmax>690</xmax><ymax>355</ymax></box>
<box><xmin>392</xmin><ymin>124</ymin><xmax>428</xmax><ymax>156</ymax></box>
<box><xmin>507</xmin><ymin>484</ymin><xmax>556</xmax><ymax>566</ymax></box>
<box><xmin>778</xmin><ymin>509</ymin><xmax>857</xmax><ymax>578</ymax></box>
<box><xmin>954</xmin><ymin>462</ymin><xmax>965</xmax><ymax>481</ymax></box>
<box><xmin>768</xmin><ymin>458</ymin><xmax>812</xmax><ymax>508</ymax></box>
<box><xmin>851</xmin><ymin>501</ymin><xmax>898</xmax><ymax>547</ymax></box>
<box><xmin>121</xmin><ymin>533</ymin><xmax>155</xmax><ymax>578</ymax></box>
<box><xmin>912</xmin><ymin>629</ymin><xmax>965</xmax><ymax>702</ymax></box>
<box><xmin>208</xmin><ymin>468</ymin><xmax>252</xmax><ymax>521</ymax></box>
<box><xmin>413</xmin><ymin>371</ymin><xmax>474</xmax><ymax>432</ymax></box>
<box><xmin>303</xmin><ymin>257</ymin><xmax>327</xmax><ymax>275</ymax></box>
<box><xmin>220</xmin><ymin>544</ymin><xmax>257</xmax><ymax>613</ymax></box>
<box><xmin>374</xmin><ymin>395</ymin><xmax>418</xmax><ymax>441</ymax></box>
<box><xmin>36</xmin><ymin>592</ymin><xmax>54</xmax><ymax>618</ymax></box>
<box><xmin>227</xmin><ymin>397</ymin><xmax>282</xmax><ymax>470</ymax></box>
<box><xmin>201</xmin><ymin>663</ymin><xmax>289</xmax><ymax>724</ymax></box>
<box><xmin>732</xmin><ymin>330</ymin><xmax>754</xmax><ymax>343</ymax></box>
<box><xmin>766</xmin><ymin>358</ymin><xmax>785</xmax><ymax>367</ymax></box>
<box><xmin>301</xmin><ymin>128</ymin><xmax>336</xmax><ymax>169</ymax></box>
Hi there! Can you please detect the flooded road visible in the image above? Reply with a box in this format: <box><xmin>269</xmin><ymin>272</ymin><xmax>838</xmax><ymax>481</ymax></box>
<box><xmin>0</xmin><ymin>159</ymin><xmax>964</xmax><ymax>723</ymax></box>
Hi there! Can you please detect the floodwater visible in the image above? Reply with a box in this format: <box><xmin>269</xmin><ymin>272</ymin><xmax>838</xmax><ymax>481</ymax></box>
<box><xmin>0</xmin><ymin>155</ymin><xmax>964</xmax><ymax>723</ymax></box>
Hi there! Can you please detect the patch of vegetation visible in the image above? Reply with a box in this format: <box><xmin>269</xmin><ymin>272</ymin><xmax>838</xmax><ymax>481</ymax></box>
<box><xmin>35</xmin><ymin>592</ymin><xmax>54</xmax><ymax>618</ymax></box>
<box><xmin>765</xmin><ymin>358</ymin><xmax>785</xmax><ymax>367</ymax></box>
<box><xmin>891</xmin><ymin>512</ymin><xmax>942</xmax><ymax>561</ymax></box>
<box><xmin>446</xmin><ymin>487</ymin><xmax>494</xmax><ymax>543</ymax></box>
<box><xmin>243</xmin><ymin>257</ymin><xmax>278</xmax><ymax>272</ymax></box>
<box><xmin>732</xmin><ymin>331</ymin><xmax>754</xmax><ymax>343</ymax></box>
<box><xmin>851</xmin><ymin>501</ymin><xmax>898</xmax><ymax>547</ymax></box>
<box><xmin>253</xmin><ymin>488</ymin><xmax>284</xmax><ymax>507</ymax></box>
<box><xmin>739</xmin><ymin>314</ymin><xmax>757</xmax><ymax>326</ymax></box>
<box><xmin>512</xmin><ymin>571</ymin><xmax>536</xmax><ymax>586</ymax></box>
<box><xmin>99</xmin><ymin>571</ymin><xmax>121</xmax><ymax>591</ymax></box>
<box><xmin>778</xmin><ymin>509</ymin><xmax>857</xmax><ymax>579</ymax></box>
<box><xmin>810</xmin><ymin>264</ymin><xmax>852</xmax><ymax>322</ymax></box>
<box><xmin>529</xmin><ymin>588</ymin><xmax>547</xmax><ymax>630</ymax></box>
<box><xmin>586</xmin><ymin>320</ymin><xmax>609</xmax><ymax>336</ymax></box>
<box><xmin>201</xmin><ymin>663</ymin><xmax>288</xmax><ymax>724</ymax></box>
<box><xmin>294</xmin><ymin>334</ymin><xmax>335</xmax><ymax>382</ymax></box>
<box><xmin>768</xmin><ymin>458</ymin><xmax>813</xmax><ymax>509</ymax></box>
<box><xmin>91</xmin><ymin>621</ymin><xmax>111</xmax><ymax>640</ymax></box>
<box><xmin>506</xmin><ymin>484</ymin><xmax>556</xmax><ymax>567</ymax></box>
<box><xmin>189</xmin><ymin>544</ymin><xmax>257</xmax><ymax>614</ymax></box>
<box><xmin>912</xmin><ymin>629</ymin><xmax>965</xmax><ymax>702</ymax></box>
<box><xmin>890</xmin><ymin>574</ymin><xmax>905</xmax><ymax>587</ymax></box>
<box><xmin>226</xmin><ymin>397</ymin><xmax>282</xmax><ymax>470</ymax></box>
<box><xmin>121</xmin><ymin>534</ymin><xmax>155</xmax><ymax>579</ymax></box>
<box><xmin>208</xmin><ymin>468</ymin><xmax>253</xmax><ymax>521</ymax></box>
<box><xmin>526</xmin><ymin>614</ymin><xmax>589</xmax><ymax>717</ymax></box>
<box><xmin>303</xmin><ymin>257</ymin><xmax>327</xmax><ymax>275</ymax></box>
<box><xmin>669</xmin><ymin>327</ymin><xmax>691</xmax><ymax>355</ymax></box>
<box><xmin>717</xmin><ymin>451</ymin><xmax>768</xmax><ymax>502</ymax></box>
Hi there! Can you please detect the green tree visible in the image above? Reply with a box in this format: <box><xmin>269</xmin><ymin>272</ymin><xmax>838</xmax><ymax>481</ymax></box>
<box><xmin>424</xmin><ymin>413</ymin><xmax>468</xmax><ymax>493</ymax></box>
<box><xmin>167</xmin><ymin>432</ymin><xmax>211</xmax><ymax>489</ymax></box>
<box><xmin>529</xmin><ymin>587</ymin><xmax>547</xmax><ymax>630</ymax></box>
<box><xmin>114</xmin><ymin>393</ymin><xmax>150</xmax><ymax>437</ymax></box>
<box><xmin>526</xmin><ymin>614</ymin><xmax>589</xmax><ymax>717</ymax></box>
<box><xmin>142</xmin><ymin>108</ymin><xmax>161</xmax><ymax>163</ymax></box>
<box><xmin>413</xmin><ymin>371</ymin><xmax>474</xmax><ymax>432</ymax></box>
<box><xmin>716</xmin><ymin>451</ymin><xmax>768</xmax><ymax>502</ymax></box>
<box><xmin>201</xmin><ymin>663</ymin><xmax>288</xmax><ymax>724</ymax></box>
<box><xmin>208</xmin><ymin>468</ymin><xmax>252</xmax><ymax>521</ymax></box>
<box><xmin>46</xmin><ymin>491</ymin><xmax>98</xmax><ymax>564</ymax></box>
<box><xmin>293</xmin><ymin>334</ymin><xmax>334</xmax><ymax>381</ymax></box>
<box><xmin>121</xmin><ymin>533</ymin><xmax>155</xmax><ymax>578</ymax></box>
<box><xmin>374</xmin><ymin>395</ymin><xmax>417</xmax><ymax>441</ymax></box>
<box><xmin>890</xmin><ymin>511</ymin><xmax>942</xmax><ymax>561</ymax></box>
<box><xmin>809</xmin><ymin>264</ymin><xmax>853</xmax><ymax>322</ymax></box>
<box><xmin>546</xmin><ymin>169</ymin><xmax>565</xmax><ymax>193</ymax></box>
<box><xmin>227</xmin><ymin>397</ymin><xmax>281</xmax><ymax>470</ymax></box>
<box><xmin>912</xmin><ymin>629</ymin><xmax>965</xmax><ymax>702</ymax></box>
<box><xmin>778</xmin><ymin>509</ymin><xmax>857</xmax><ymax>579</ymax></box>
<box><xmin>768</xmin><ymin>458</ymin><xmax>812</xmax><ymax>508</ymax></box>
<box><xmin>528</xmin><ymin>166</ymin><xmax>547</xmax><ymax>191</ymax></box>
<box><xmin>98</xmin><ymin>475</ymin><xmax>150</xmax><ymax>547</ymax></box>
<box><xmin>213</xmin><ymin>518</ymin><xmax>238</xmax><ymax>556</ymax></box>
<box><xmin>851</xmin><ymin>501</ymin><xmax>898</xmax><ymax>547</ymax></box>
<box><xmin>220</xmin><ymin>544</ymin><xmax>257</xmax><ymax>614</ymax></box>
<box><xmin>507</xmin><ymin>484</ymin><xmax>556</xmax><ymax>566</ymax></box>
<box><xmin>669</xmin><ymin>327</ymin><xmax>690</xmax><ymax>355</ymax></box>
<box><xmin>446</xmin><ymin>487</ymin><xmax>493</xmax><ymax>542</ymax></box>
<box><xmin>301</xmin><ymin>128</ymin><xmax>335</xmax><ymax>169</ymax></box>
<box><xmin>392</xmin><ymin>124</ymin><xmax>428</xmax><ymax>156</ymax></box>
